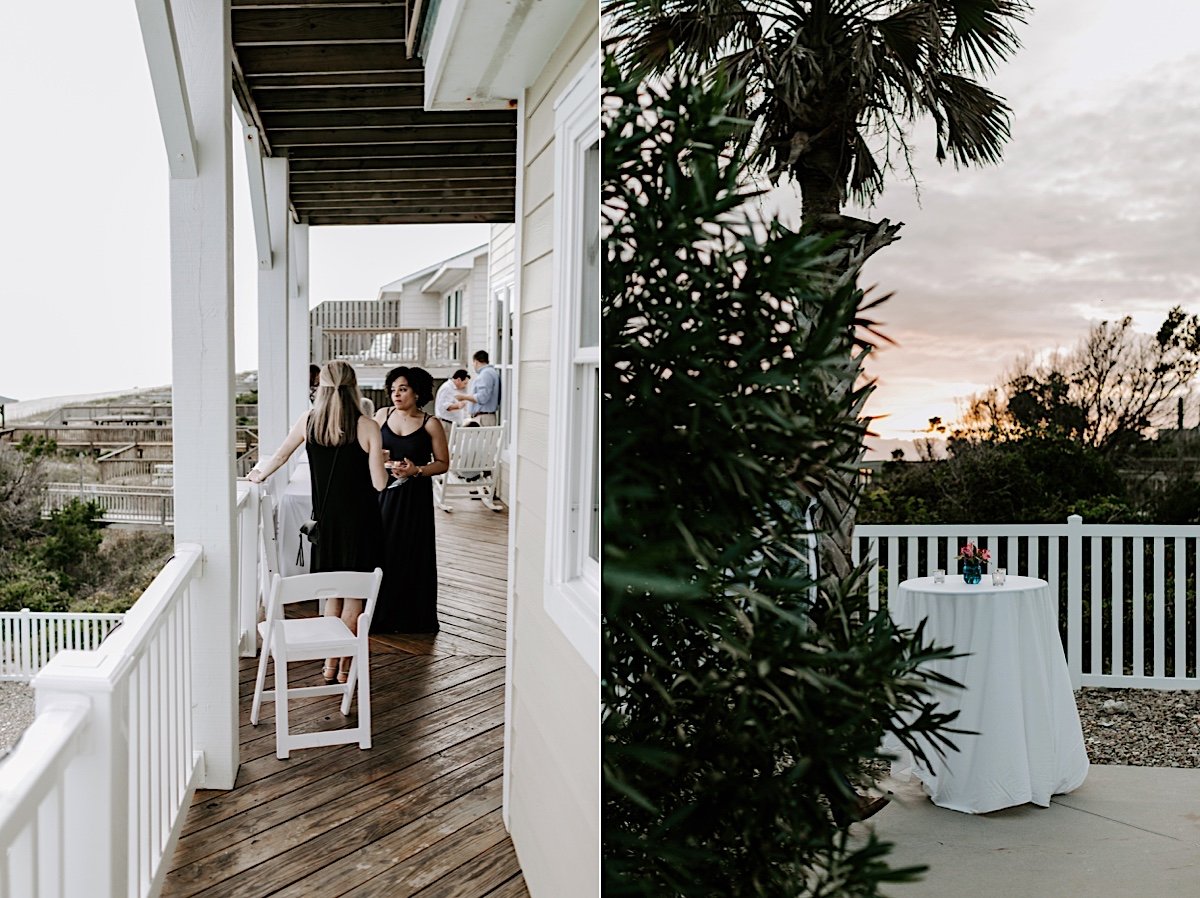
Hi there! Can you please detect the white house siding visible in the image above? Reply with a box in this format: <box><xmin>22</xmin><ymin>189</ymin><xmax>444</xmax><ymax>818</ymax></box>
<box><xmin>507</xmin><ymin>5</ymin><xmax>598</xmax><ymax>897</ymax></box>
<box><xmin>397</xmin><ymin>281</ymin><xmax>442</xmax><ymax>330</ymax></box>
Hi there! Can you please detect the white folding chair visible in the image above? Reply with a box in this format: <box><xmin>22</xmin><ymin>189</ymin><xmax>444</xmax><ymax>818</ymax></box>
<box><xmin>433</xmin><ymin>424</ymin><xmax>504</xmax><ymax>512</ymax></box>
<box><xmin>250</xmin><ymin>568</ymin><xmax>383</xmax><ymax>759</ymax></box>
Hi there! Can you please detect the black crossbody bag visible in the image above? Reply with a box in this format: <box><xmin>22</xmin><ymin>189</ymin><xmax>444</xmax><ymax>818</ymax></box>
<box><xmin>297</xmin><ymin>443</ymin><xmax>340</xmax><ymax>567</ymax></box>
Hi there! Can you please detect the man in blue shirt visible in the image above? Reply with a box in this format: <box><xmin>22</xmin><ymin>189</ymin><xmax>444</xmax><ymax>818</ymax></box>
<box><xmin>456</xmin><ymin>350</ymin><xmax>501</xmax><ymax>425</ymax></box>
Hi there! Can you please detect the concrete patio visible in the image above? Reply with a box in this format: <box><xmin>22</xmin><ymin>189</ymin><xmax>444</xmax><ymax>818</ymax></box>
<box><xmin>860</xmin><ymin>765</ymin><xmax>1200</xmax><ymax>897</ymax></box>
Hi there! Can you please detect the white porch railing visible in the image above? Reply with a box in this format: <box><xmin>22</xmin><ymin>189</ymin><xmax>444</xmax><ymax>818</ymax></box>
<box><xmin>0</xmin><ymin>484</ymin><xmax>262</xmax><ymax>897</ymax></box>
<box><xmin>0</xmin><ymin>610</ymin><xmax>125</xmax><ymax>681</ymax></box>
<box><xmin>854</xmin><ymin>515</ymin><xmax>1200</xmax><ymax>690</ymax></box>
<box><xmin>318</xmin><ymin>326</ymin><xmax>466</xmax><ymax>370</ymax></box>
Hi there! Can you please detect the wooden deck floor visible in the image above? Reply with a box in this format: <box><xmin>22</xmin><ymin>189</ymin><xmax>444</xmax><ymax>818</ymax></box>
<box><xmin>161</xmin><ymin>496</ymin><xmax>527</xmax><ymax>898</ymax></box>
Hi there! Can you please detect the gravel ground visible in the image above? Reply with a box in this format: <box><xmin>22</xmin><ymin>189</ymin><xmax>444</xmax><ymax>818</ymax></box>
<box><xmin>0</xmin><ymin>682</ymin><xmax>34</xmax><ymax>755</ymax></box>
<box><xmin>1076</xmin><ymin>686</ymin><xmax>1200</xmax><ymax>767</ymax></box>
<box><xmin>1</xmin><ymin>682</ymin><xmax>1197</xmax><ymax>764</ymax></box>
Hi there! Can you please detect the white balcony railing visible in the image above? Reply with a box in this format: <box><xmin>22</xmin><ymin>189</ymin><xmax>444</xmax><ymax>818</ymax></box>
<box><xmin>0</xmin><ymin>610</ymin><xmax>125</xmax><ymax>681</ymax></box>
<box><xmin>318</xmin><ymin>326</ymin><xmax>466</xmax><ymax>370</ymax></box>
<box><xmin>0</xmin><ymin>484</ymin><xmax>261</xmax><ymax>897</ymax></box>
<box><xmin>854</xmin><ymin>516</ymin><xmax>1200</xmax><ymax>691</ymax></box>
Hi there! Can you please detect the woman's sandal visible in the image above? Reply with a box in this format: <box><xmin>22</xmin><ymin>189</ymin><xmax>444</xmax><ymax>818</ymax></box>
<box><xmin>322</xmin><ymin>663</ymin><xmax>338</xmax><ymax>684</ymax></box>
<box><xmin>336</xmin><ymin>667</ymin><xmax>350</xmax><ymax>684</ymax></box>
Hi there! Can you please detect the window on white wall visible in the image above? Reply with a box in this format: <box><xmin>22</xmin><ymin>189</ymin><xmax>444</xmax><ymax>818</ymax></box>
<box><xmin>490</xmin><ymin>283</ymin><xmax>514</xmax><ymax>449</ymax></box>
<box><xmin>546</xmin><ymin>54</ymin><xmax>600</xmax><ymax>674</ymax></box>
<box><xmin>444</xmin><ymin>288</ymin><xmax>463</xmax><ymax>327</ymax></box>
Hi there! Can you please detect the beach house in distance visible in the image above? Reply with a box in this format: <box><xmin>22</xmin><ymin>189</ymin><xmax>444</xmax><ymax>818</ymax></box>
<box><xmin>310</xmin><ymin>237</ymin><xmax>518</xmax><ymax>513</ymax></box>
<box><xmin>4</xmin><ymin>2</ymin><xmax>598</xmax><ymax>897</ymax></box>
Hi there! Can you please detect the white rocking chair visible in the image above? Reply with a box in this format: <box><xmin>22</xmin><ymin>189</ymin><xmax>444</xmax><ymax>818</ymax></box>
<box><xmin>250</xmin><ymin>568</ymin><xmax>383</xmax><ymax>759</ymax></box>
<box><xmin>433</xmin><ymin>423</ymin><xmax>504</xmax><ymax>512</ymax></box>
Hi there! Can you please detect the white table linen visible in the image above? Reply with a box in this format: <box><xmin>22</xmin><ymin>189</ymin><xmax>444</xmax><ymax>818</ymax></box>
<box><xmin>885</xmin><ymin>574</ymin><xmax>1089</xmax><ymax>814</ymax></box>
<box><xmin>278</xmin><ymin>460</ymin><xmax>312</xmax><ymax>576</ymax></box>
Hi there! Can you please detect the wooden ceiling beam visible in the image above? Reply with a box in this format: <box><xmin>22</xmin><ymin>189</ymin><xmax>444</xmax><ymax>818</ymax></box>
<box><xmin>260</xmin><ymin>109</ymin><xmax>516</xmax><ymax>130</ymax></box>
<box><xmin>252</xmin><ymin>86</ymin><xmax>425</xmax><ymax>111</ymax></box>
<box><xmin>232</xmin><ymin>1</ymin><xmax>404</xmax><ymax>7</ymax></box>
<box><xmin>291</xmin><ymin>179</ymin><xmax>515</xmax><ymax>194</ymax></box>
<box><xmin>292</xmin><ymin>187</ymin><xmax>514</xmax><ymax>202</ymax></box>
<box><xmin>288</xmin><ymin>155</ymin><xmax>514</xmax><ymax>172</ymax></box>
<box><xmin>236</xmin><ymin>44</ymin><xmax>419</xmax><ymax>77</ymax></box>
<box><xmin>246</xmin><ymin>71</ymin><xmax>424</xmax><ymax>87</ymax></box>
<box><xmin>293</xmin><ymin>204</ymin><xmax>515</xmax><ymax>217</ymax></box>
<box><xmin>233</xmin><ymin>8</ymin><xmax>407</xmax><ymax>44</ymax></box>
<box><xmin>274</xmin><ymin>129</ymin><xmax>513</xmax><ymax>148</ymax></box>
<box><xmin>294</xmin><ymin>170</ymin><xmax>516</xmax><ymax>183</ymax></box>
<box><xmin>305</xmin><ymin>212</ymin><xmax>514</xmax><ymax>225</ymax></box>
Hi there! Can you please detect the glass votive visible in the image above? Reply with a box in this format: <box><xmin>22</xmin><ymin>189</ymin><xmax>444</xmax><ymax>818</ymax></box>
<box><xmin>992</xmin><ymin>568</ymin><xmax>1007</xmax><ymax>585</ymax></box>
<box><xmin>933</xmin><ymin>569</ymin><xmax>946</xmax><ymax>583</ymax></box>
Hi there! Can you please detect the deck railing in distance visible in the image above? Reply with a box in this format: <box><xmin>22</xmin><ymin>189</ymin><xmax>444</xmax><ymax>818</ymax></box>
<box><xmin>0</xmin><ymin>610</ymin><xmax>125</xmax><ymax>681</ymax></box>
<box><xmin>853</xmin><ymin>516</ymin><xmax>1200</xmax><ymax>690</ymax></box>
<box><xmin>318</xmin><ymin>326</ymin><xmax>466</xmax><ymax>370</ymax></box>
<box><xmin>0</xmin><ymin>545</ymin><xmax>204</xmax><ymax>898</ymax></box>
<box><xmin>45</xmin><ymin>404</ymin><xmax>256</xmax><ymax>426</ymax></box>
<box><xmin>45</xmin><ymin>482</ymin><xmax>174</xmax><ymax>526</ymax></box>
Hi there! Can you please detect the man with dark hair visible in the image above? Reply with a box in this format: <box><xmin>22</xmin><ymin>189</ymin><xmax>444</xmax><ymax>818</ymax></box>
<box><xmin>308</xmin><ymin>364</ymin><xmax>321</xmax><ymax>403</ymax></box>
<box><xmin>435</xmin><ymin>368</ymin><xmax>471</xmax><ymax>427</ymax></box>
<box><xmin>456</xmin><ymin>350</ymin><xmax>501</xmax><ymax>426</ymax></box>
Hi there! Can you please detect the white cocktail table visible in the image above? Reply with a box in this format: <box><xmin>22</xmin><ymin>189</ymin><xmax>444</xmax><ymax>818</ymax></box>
<box><xmin>884</xmin><ymin>574</ymin><xmax>1089</xmax><ymax>814</ymax></box>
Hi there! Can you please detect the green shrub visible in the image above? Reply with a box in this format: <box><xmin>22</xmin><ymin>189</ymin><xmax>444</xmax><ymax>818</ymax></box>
<box><xmin>0</xmin><ymin>554</ymin><xmax>71</xmax><ymax>612</ymax></box>
<box><xmin>76</xmin><ymin>528</ymin><xmax>175</xmax><ymax>612</ymax></box>
<box><xmin>603</xmin><ymin>64</ymin><xmax>958</xmax><ymax>898</ymax></box>
<box><xmin>16</xmin><ymin>434</ymin><xmax>58</xmax><ymax>459</ymax></box>
<box><xmin>36</xmin><ymin>499</ymin><xmax>104</xmax><ymax>590</ymax></box>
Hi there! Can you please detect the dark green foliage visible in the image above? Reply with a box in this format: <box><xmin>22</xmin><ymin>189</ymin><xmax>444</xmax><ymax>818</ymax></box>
<box><xmin>36</xmin><ymin>499</ymin><xmax>104</xmax><ymax>590</ymax></box>
<box><xmin>860</xmin><ymin>437</ymin><xmax>1129</xmax><ymax>524</ymax></box>
<box><xmin>0</xmin><ymin>444</ymin><xmax>47</xmax><ymax>549</ymax></box>
<box><xmin>0</xmin><ymin>555</ymin><xmax>71</xmax><ymax>612</ymax></box>
<box><xmin>603</xmin><ymin>63</ymin><xmax>961</xmax><ymax>897</ymax></box>
<box><xmin>15</xmin><ymin>434</ymin><xmax>59</xmax><ymax>459</ymax></box>
<box><xmin>235</xmin><ymin>392</ymin><xmax>258</xmax><ymax>405</ymax></box>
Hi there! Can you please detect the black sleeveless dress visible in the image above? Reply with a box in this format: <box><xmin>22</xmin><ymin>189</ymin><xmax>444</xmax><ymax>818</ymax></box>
<box><xmin>377</xmin><ymin>410</ymin><xmax>439</xmax><ymax>632</ymax></box>
<box><xmin>306</xmin><ymin>430</ymin><xmax>384</xmax><ymax>574</ymax></box>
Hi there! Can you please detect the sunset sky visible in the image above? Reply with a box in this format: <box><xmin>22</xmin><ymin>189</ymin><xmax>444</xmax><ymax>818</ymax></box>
<box><xmin>3</xmin><ymin>3</ymin><xmax>1198</xmax><ymax>435</ymax></box>
<box><xmin>766</xmin><ymin>2</ymin><xmax>1200</xmax><ymax>453</ymax></box>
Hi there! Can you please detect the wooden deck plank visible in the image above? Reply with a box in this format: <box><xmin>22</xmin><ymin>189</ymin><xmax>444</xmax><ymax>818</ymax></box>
<box><xmin>162</xmin><ymin>501</ymin><xmax>528</xmax><ymax>897</ymax></box>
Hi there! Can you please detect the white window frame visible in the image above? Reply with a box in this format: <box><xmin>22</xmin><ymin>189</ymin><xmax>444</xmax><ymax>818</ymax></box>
<box><xmin>489</xmin><ymin>282</ymin><xmax>515</xmax><ymax>451</ymax></box>
<box><xmin>544</xmin><ymin>53</ymin><xmax>600</xmax><ymax>674</ymax></box>
<box><xmin>443</xmin><ymin>287</ymin><xmax>463</xmax><ymax>328</ymax></box>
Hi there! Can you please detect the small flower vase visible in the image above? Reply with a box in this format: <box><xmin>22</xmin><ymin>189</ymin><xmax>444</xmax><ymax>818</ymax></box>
<box><xmin>962</xmin><ymin>561</ymin><xmax>983</xmax><ymax>585</ymax></box>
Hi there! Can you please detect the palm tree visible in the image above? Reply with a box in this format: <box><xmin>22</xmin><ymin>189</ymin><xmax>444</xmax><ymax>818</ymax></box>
<box><xmin>605</xmin><ymin>0</ymin><xmax>1029</xmax><ymax>576</ymax></box>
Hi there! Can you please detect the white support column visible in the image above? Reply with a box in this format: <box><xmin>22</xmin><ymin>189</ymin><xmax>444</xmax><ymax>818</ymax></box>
<box><xmin>289</xmin><ymin>222</ymin><xmax>311</xmax><ymax>426</ymax></box>
<box><xmin>258</xmin><ymin>156</ymin><xmax>292</xmax><ymax>459</ymax></box>
<box><xmin>169</xmin><ymin>0</ymin><xmax>238</xmax><ymax>789</ymax></box>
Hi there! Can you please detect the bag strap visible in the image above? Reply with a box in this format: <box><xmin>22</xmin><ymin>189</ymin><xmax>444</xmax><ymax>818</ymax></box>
<box><xmin>298</xmin><ymin>439</ymin><xmax>341</xmax><ymax>569</ymax></box>
<box><xmin>309</xmin><ymin>428</ymin><xmax>342</xmax><ymax>523</ymax></box>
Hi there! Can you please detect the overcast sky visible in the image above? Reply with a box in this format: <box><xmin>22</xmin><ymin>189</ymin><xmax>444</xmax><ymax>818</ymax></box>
<box><xmin>763</xmin><ymin>1</ymin><xmax>1200</xmax><ymax>449</ymax></box>
<box><xmin>0</xmin><ymin>3</ymin><xmax>488</xmax><ymax>405</ymax></box>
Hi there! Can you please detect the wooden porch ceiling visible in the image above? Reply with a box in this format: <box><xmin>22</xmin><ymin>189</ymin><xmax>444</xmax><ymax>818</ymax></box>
<box><xmin>231</xmin><ymin>0</ymin><xmax>517</xmax><ymax>226</ymax></box>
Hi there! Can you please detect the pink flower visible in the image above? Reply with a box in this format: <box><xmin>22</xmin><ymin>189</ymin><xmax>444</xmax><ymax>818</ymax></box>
<box><xmin>957</xmin><ymin>542</ymin><xmax>991</xmax><ymax>563</ymax></box>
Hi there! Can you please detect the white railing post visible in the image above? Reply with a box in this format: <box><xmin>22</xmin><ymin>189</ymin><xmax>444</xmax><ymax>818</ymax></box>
<box><xmin>1066</xmin><ymin>514</ymin><xmax>1083</xmax><ymax>690</ymax></box>
<box><xmin>238</xmin><ymin>483</ymin><xmax>261</xmax><ymax>657</ymax></box>
<box><xmin>32</xmin><ymin>651</ymin><xmax>132</xmax><ymax>898</ymax></box>
<box><xmin>19</xmin><ymin>608</ymin><xmax>33</xmax><ymax>678</ymax></box>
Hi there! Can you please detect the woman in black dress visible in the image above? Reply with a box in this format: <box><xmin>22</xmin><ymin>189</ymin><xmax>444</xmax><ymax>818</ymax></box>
<box><xmin>249</xmin><ymin>360</ymin><xmax>388</xmax><ymax>680</ymax></box>
<box><xmin>372</xmin><ymin>366</ymin><xmax>450</xmax><ymax>632</ymax></box>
